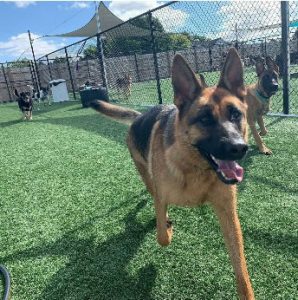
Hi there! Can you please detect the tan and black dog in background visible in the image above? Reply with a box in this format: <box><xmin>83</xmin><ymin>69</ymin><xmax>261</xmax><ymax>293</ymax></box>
<box><xmin>91</xmin><ymin>48</ymin><xmax>254</xmax><ymax>299</ymax></box>
<box><xmin>14</xmin><ymin>88</ymin><xmax>33</xmax><ymax>120</ymax></box>
<box><xmin>246</xmin><ymin>57</ymin><xmax>279</xmax><ymax>154</ymax></box>
<box><xmin>116</xmin><ymin>74</ymin><xmax>132</xmax><ymax>99</ymax></box>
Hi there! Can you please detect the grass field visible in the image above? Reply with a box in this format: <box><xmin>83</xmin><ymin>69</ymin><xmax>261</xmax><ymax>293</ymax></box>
<box><xmin>0</xmin><ymin>102</ymin><xmax>297</xmax><ymax>300</ymax></box>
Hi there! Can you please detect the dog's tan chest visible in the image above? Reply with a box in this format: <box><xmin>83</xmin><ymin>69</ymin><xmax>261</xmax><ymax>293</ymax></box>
<box><xmin>152</xmin><ymin>155</ymin><xmax>217</xmax><ymax>207</ymax></box>
<box><xmin>163</xmin><ymin>174</ymin><xmax>216</xmax><ymax>207</ymax></box>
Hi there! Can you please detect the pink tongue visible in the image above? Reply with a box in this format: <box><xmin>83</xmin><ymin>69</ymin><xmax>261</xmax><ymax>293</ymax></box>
<box><xmin>218</xmin><ymin>161</ymin><xmax>244</xmax><ymax>182</ymax></box>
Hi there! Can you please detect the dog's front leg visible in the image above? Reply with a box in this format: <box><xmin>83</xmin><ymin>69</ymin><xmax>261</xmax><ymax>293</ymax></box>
<box><xmin>256</xmin><ymin>116</ymin><xmax>267</xmax><ymax>136</ymax></box>
<box><xmin>212</xmin><ymin>197</ymin><xmax>254</xmax><ymax>300</ymax></box>
<box><xmin>249</xmin><ymin>122</ymin><xmax>272</xmax><ymax>155</ymax></box>
<box><xmin>154</xmin><ymin>198</ymin><xmax>173</xmax><ymax>247</ymax></box>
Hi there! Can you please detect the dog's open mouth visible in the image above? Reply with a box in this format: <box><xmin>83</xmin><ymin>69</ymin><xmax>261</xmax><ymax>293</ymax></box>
<box><xmin>200</xmin><ymin>151</ymin><xmax>244</xmax><ymax>185</ymax></box>
<box><xmin>270</xmin><ymin>90</ymin><xmax>278</xmax><ymax>96</ymax></box>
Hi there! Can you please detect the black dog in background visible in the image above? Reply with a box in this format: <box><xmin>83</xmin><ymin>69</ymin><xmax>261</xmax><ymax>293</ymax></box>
<box><xmin>14</xmin><ymin>89</ymin><xmax>33</xmax><ymax>120</ymax></box>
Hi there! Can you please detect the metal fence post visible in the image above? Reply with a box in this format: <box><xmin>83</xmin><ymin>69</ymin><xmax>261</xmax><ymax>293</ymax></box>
<box><xmin>148</xmin><ymin>11</ymin><xmax>163</xmax><ymax>104</ymax></box>
<box><xmin>281</xmin><ymin>1</ymin><xmax>290</xmax><ymax>114</ymax></box>
<box><xmin>46</xmin><ymin>55</ymin><xmax>53</xmax><ymax>81</ymax></box>
<box><xmin>28</xmin><ymin>30</ymin><xmax>41</xmax><ymax>90</ymax></box>
<box><xmin>29</xmin><ymin>60</ymin><xmax>38</xmax><ymax>91</ymax></box>
<box><xmin>193</xmin><ymin>45</ymin><xmax>199</xmax><ymax>73</ymax></box>
<box><xmin>208</xmin><ymin>47</ymin><xmax>213</xmax><ymax>71</ymax></box>
<box><xmin>166</xmin><ymin>50</ymin><xmax>172</xmax><ymax>78</ymax></box>
<box><xmin>65</xmin><ymin>47</ymin><xmax>77</xmax><ymax>100</ymax></box>
<box><xmin>96</xmin><ymin>34</ymin><xmax>109</xmax><ymax>100</ymax></box>
<box><xmin>86</xmin><ymin>59</ymin><xmax>91</xmax><ymax>80</ymax></box>
<box><xmin>1</xmin><ymin>64</ymin><xmax>12</xmax><ymax>102</ymax></box>
<box><xmin>134</xmin><ymin>53</ymin><xmax>141</xmax><ymax>82</ymax></box>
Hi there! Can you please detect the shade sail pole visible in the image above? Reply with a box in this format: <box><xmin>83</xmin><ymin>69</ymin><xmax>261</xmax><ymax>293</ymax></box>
<box><xmin>95</xmin><ymin>1</ymin><xmax>100</xmax><ymax>33</ymax></box>
<box><xmin>95</xmin><ymin>1</ymin><xmax>109</xmax><ymax>98</ymax></box>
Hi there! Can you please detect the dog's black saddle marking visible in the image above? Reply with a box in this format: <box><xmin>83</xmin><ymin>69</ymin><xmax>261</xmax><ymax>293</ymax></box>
<box><xmin>130</xmin><ymin>105</ymin><xmax>177</xmax><ymax>160</ymax></box>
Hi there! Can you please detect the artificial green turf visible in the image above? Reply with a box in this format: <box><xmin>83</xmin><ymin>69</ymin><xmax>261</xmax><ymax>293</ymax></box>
<box><xmin>0</xmin><ymin>102</ymin><xmax>297</xmax><ymax>300</ymax></box>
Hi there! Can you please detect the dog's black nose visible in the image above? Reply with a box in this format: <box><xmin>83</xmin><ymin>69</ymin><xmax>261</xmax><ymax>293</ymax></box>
<box><xmin>271</xmin><ymin>84</ymin><xmax>278</xmax><ymax>92</ymax></box>
<box><xmin>222</xmin><ymin>141</ymin><xmax>248</xmax><ymax>160</ymax></box>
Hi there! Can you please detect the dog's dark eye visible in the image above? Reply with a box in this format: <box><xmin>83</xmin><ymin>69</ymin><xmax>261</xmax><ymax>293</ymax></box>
<box><xmin>198</xmin><ymin>114</ymin><xmax>216</xmax><ymax>126</ymax></box>
<box><xmin>228</xmin><ymin>106</ymin><xmax>242</xmax><ymax>122</ymax></box>
<box><xmin>189</xmin><ymin>113</ymin><xmax>215</xmax><ymax>126</ymax></box>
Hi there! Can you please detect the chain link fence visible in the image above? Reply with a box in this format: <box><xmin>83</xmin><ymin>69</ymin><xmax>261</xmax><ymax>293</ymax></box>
<box><xmin>1</xmin><ymin>1</ymin><xmax>298</xmax><ymax>114</ymax></box>
<box><xmin>0</xmin><ymin>60</ymin><xmax>36</xmax><ymax>103</ymax></box>
<box><xmin>288</xmin><ymin>1</ymin><xmax>298</xmax><ymax>114</ymax></box>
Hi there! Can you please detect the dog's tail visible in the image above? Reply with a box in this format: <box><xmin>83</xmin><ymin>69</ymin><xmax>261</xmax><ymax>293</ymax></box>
<box><xmin>90</xmin><ymin>100</ymin><xmax>141</xmax><ymax>125</ymax></box>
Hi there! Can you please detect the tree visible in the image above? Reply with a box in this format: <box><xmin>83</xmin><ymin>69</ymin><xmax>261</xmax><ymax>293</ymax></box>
<box><xmin>82</xmin><ymin>45</ymin><xmax>98</xmax><ymax>60</ymax></box>
<box><xmin>156</xmin><ymin>33</ymin><xmax>192</xmax><ymax>51</ymax></box>
<box><xmin>129</xmin><ymin>15</ymin><xmax>165</xmax><ymax>32</ymax></box>
<box><xmin>53</xmin><ymin>57</ymin><xmax>68</xmax><ymax>64</ymax></box>
<box><xmin>8</xmin><ymin>58</ymin><xmax>30</xmax><ymax>68</ymax></box>
<box><xmin>191</xmin><ymin>34</ymin><xmax>212</xmax><ymax>42</ymax></box>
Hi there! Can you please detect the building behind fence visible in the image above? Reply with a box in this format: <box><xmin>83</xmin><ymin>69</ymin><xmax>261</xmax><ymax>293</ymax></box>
<box><xmin>1</xmin><ymin>1</ymin><xmax>298</xmax><ymax>114</ymax></box>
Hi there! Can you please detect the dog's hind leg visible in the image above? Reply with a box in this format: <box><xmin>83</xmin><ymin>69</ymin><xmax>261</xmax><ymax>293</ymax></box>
<box><xmin>212</xmin><ymin>193</ymin><xmax>254</xmax><ymax>300</ymax></box>
<box><xmin>128</xmin><ymin>154</ymin><xmax>173</xmax><ymax>246</ymax></box>
<box><xmin>257</xmin><ymin>116</ymin><xmax>268</xmax><ymax>136</ymax></box>
<box><xmin>133</xmin><ymin>160</ymin><xmax>154</xmax><ymax>195</ymax></box>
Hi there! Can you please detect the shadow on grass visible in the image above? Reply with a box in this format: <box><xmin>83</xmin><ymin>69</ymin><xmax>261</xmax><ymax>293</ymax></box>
<box><xmin>266</xmin><ymin>116</ymin><xmax>284</xmax><ymax>128</ymax></box>
<box><xmin>66</xmin><ymin>106</ymin><xmax>84</xmax><ymax>112</ymax></box>
<box><xmin>3</xmin><ymin>198</ymin><xmax>157</xmax><ymax>300</ymax></box>
<box><xmin>0</xmin><ymin>119</ymin><xmax>23</xmax><ymax>128</ymax></box>
<box><xmin>237</xmin><ymin>147</ymin><xmax>260</xmax><ymax>192</ymax></box>
<box><xmin>32</xmin><ymin>102</ymin><xmax>80</xmax><ymax>116</ymax></box>
<box><xmin>247</xmin><ymin>174</ymin><xmax>298</xmax><ymax>194</ymax></box>
<box><xmin>0</xmin><ymin>103</ymin><xmax>81</xmax><ymax>128</ymax></box>
<box><xmin>244</xmin><ymin>227</ymin><xmax>297</xmax><ymax>256</ymax></box>
<box><xmin>238</xmin><ymin>146</ymin><xmax>298</xmax><ymax>194</ymax></box>
<box><xmin>33</xmin><ymin>114</ymin><xmax>128</xmax><ymax>145</ymax></box>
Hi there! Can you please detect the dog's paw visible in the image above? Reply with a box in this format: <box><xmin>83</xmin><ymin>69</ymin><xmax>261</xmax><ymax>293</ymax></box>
<box><xmin>260</xmin><ymin>147</ymin><xmax>272</xmax><ymax>155</ymax></box>
<box><xmin>157</xmin><ymin>220</ymin><xmax>173</xmax><ymax>247</ymax></box>
<box><xmin>166</xmin><ymin>220</ymin><xmax>173</xmax><ymax>229</ymax></box>
<box><xmin>259</xmin><ymin>129</ymin><xmax>268</xmax><ymax>136</ymax></box>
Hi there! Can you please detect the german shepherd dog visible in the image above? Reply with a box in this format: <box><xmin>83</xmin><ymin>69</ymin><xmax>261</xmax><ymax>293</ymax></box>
<box><xmin>33</xmin><ymin>86</ymin><xmax>51</xmax><ymax>109</ymax></box>
<box><xmin>14</xmin><ymin>88</ymin><xmax>33</xmax><ymax>120</ymax></box>
<box><xmin>91</xmin><ymin>48</ymin><xmax>254</xmax><ymax>299</ymax></box>
<box><xmin>246</xmin><ymin>57</ymin><xmax>279</xmax><ymax>154</ymax></box>
<box><xmin>116</xmin><ymin>74</ymin><xmax>132</xmax><ymax>99</ymax></box>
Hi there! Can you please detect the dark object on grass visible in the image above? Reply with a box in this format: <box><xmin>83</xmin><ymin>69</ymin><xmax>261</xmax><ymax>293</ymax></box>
<box><xmin>0</xmin><ymin>265</ymin><xmax>11</xmax><ymax>300</ymax></box>
<box><xmin>80</xmin><ymin>87</ymin><xmax>108</xmax><ymax>108</ymax></box>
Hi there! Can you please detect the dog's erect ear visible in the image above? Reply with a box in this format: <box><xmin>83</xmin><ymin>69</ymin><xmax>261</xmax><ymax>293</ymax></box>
<box><xmin>255</xmin><ymin>57</ymin><xmax>265</xmax><ymax>77</ymax></box>
<box><xmin>14</xmin><ymin>89</ymin><xmax>19</xmax><ymax>97</ymax></box>
<box><xmin>172</xmin><ymin>54</ymin><xmax>204</xmax><ymax>109</ymax></box>
<box><xmin>199</xmin><ymin>73</ymin><xmax>208</xmax><ymax>88</ymax></box>
<box><xmin>266</xmin><ymin>56</ymin><xmax>279</xmax><ymax>75</ymax></box>
<box><xmin>218</xmin><ymin>48</ymin><xmax>246</xmax><ymax>99</ymax></box>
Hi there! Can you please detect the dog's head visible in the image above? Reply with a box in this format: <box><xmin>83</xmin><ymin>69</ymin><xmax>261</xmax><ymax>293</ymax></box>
<box><xmin>255</xmin><ymin>56</ymin><xmax>279</xmax><ymax>97</ymax></box>
<box><xmin>14</xmin><ymin>88</ymin><xmax>31</xmax><ymax>103</ymax></box>
<box><xmin>172</xmin><ymin>48</ymin><xmax>248</xmax><ymax>185</ymax></box>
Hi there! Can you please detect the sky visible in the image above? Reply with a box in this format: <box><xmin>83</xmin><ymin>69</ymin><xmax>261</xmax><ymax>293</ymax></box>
<box><xmin>0</xmin><ymin>1</ymin><xmax>296</xmax><ymax>62</ymax></box>
<box><xmin>0</xmin><ymin>1</ymin><xmax>167</xmax><ymax>62</ymax></box>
